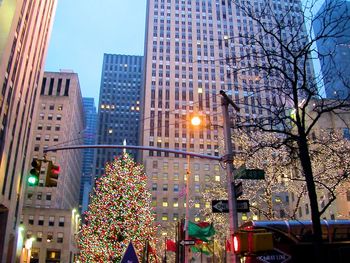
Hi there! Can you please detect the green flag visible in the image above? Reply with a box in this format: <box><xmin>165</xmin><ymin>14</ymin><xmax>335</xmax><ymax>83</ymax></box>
<box><xmin>188</xmin><ymin>221</ymin><xmax>215</xmax><ymax>242</ymax></box>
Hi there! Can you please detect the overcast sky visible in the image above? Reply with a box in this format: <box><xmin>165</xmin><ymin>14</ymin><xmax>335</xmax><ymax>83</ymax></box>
<box><xmin>45</xmin><ymin>0</ymin><xmax>146</xmax><ymax>103</ymax></box>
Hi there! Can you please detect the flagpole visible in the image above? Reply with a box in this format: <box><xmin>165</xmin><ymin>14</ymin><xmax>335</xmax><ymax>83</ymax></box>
<box><xmin>185</xmin><ymin>155</ymin><xmax>191</xmax><ymax>263</ymax></box>
<box><xmin>164</xmin><ymin>237</ymin><xmax>167</xmax><ymax>263</ymax></box>
<box><xmin>175</xmin><ymin>222</ymin><xmax>179</xmax><ymax>263</ymax></box>
<box><xmin>224</xmin><ymin>238</ymin><xmax>227</xmax><ymax>263</ymax></box>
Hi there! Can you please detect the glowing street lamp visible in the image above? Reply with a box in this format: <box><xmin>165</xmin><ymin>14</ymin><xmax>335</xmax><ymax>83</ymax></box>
<box><xmin>190</xmin><ymin>116</ymin><xmax>201</xmax><ymax>126</ymax></box>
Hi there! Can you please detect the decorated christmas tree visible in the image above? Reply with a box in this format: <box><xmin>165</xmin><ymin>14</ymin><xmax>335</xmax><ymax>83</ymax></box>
<box><xmin>78</xmin><ymin>154</ymin><xmax>158</xmax><ymax>262</ymax></box>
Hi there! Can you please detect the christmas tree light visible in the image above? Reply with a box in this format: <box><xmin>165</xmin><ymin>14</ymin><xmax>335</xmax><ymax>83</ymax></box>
<box><xmin>78</xmin><ymin>154</ymin><xmax>158</xmax><ymax>262</ymax></box>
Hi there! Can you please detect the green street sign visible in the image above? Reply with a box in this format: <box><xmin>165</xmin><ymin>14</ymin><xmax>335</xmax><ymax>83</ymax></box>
<box><xmin>234</xmin><ymin>166</ymin><xmax>265</xmax><ymax>180</ymax></box>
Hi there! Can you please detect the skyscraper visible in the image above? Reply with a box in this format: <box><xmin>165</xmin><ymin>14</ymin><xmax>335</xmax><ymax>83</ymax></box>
<box><xmin>314</xmin><ymin>0</ymin><xmax>350</xmax><ymax>99</ymax></box>
<box><xmin>22</xmin><ymin>71</ymin><xmax>84</xmax><ymax>262</ymax></box>
<box><xmin>0</xmin><ymin>1</ymin><xmax>57</xmax><ymax>261</ymax></box>
<box><xmin>94</xmin><ymin>54</ymin><xmax>143</xmax><ymax>178</ymax></box>
<box><xmin>141</xmin><ymin>0</ymin><xmax>308</xmax><ymax>233</ymax></box>
<box><xmin>79</xmin><ymin>97</ymin><xmax>97</xmax><ymax>214</ymax></box>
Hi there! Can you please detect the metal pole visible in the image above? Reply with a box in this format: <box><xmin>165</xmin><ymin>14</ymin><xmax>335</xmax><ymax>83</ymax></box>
<box><xmin>220</xmin><ymin>90</ymin><xmax>239</xmax><ymax>263</ymax></box>
<box><xmin>185</xmin><ymin>155</ymin><xmax>191</xmax><ymax>263</ymax></box>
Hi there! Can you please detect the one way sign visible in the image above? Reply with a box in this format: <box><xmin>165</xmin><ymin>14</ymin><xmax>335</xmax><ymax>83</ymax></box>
<box><xmin>212</xmin><ymin>200</ymin><xmax>229</xmax><ymax>213</ymax></box>
<box><xmin>212</xmin><ymin>200</ymin><xmax>250</xmax><ymax>213</ymax></box>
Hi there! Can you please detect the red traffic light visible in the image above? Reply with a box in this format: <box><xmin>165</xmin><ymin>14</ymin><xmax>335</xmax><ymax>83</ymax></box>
<box><xmin>51</xmin><ymin>164</ymin><xmax>60</xmax><ymax>175</ymax></box>
<box><xmin>233</xmin><ymin>235</ymin><xmax>239</xmax><ymax>252</ymax></box>
<box><xmin>45</xmin><ymin>161</ymin><xmax>60</xmax><ymax>187</ymax></box>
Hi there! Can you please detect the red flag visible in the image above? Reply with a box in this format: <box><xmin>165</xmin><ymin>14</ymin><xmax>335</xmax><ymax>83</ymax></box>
<box><xmin>148</xmin><ymin>243</ymin><xmax>156</xmax><ymax>255</ymax></box>
<box><xmin>196</xmin><ymin>221</ymin><xmax>210</xmax><ymax>228</ymax></box>
<box><xmin>166</xmin><ymin>239</ymin><xmax>177</xmax><ymax>252</ymax></box>
<box><xmin>148</xmin><ymin>244</ymin><xmax>158</xmax><ymax>263</ymax></box>
<box><xmin>226</xmin><ymin>239</ymin><xmax>232</xmax><ymax>252</ymax></box>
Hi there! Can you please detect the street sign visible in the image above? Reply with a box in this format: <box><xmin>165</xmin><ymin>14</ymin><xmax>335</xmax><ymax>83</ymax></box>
<box><xmin>237</xmin><ymin>200</ymin><xmax>250</xmax><ymax>213</ymax></box>
<box><xmin>212</xmin><ymin>199</ymin><xmax>249</xmax><ymax>213</ymax></box>
<box><xmin>234</xmin><ymin>182</ymin><xmax>243</xmax><ymax>198</ymax></box>
<box><xmin>234</xmin><ymin>166</ymin><xmax>265</xmax><ymax>180</ymax></box>
<box><xmin>257</xmin><ymin>249</ymin><xmax>291</xmax><ymax>263</ymax></box>
<box><xmin>180</xmin><ymin>240</ymin><xmax>195</xmax><ymax>246</ymax></box>
<box><xmin>212</xmin><ymin>200</ymin><xmax>229</xmax><ymax>213</ymax></box>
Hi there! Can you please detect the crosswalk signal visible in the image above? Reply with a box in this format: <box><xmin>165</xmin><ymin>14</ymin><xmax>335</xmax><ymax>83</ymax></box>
<box><xmin>233</xmin><ymin>230</ymin><xmax>274</xmax><ymax>255</ymax></box>
<box><xmin>45</xmin><ymin>161</ymin><xmax>60</xmax><ymax>187</ymax></box>
<box><xmin>233</xmin><ymin>231</ymin><xmax>249</xmax><ymax>254</ymax></box>
<box><xmin>28</xmin><ymin>158</ymin><xmax>41</xmax><ymax>186</ymax></box>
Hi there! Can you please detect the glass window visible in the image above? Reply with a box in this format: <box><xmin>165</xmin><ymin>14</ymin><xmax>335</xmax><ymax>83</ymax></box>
<box><xmin>37</xmin><ymin>231</ymin><xmax>43</xmax><ymax>242</ymax></box>
<box><xmin>162</xmin><ymin>198</ymin><xmax>168</xmax><ymax>207</ymax></box>
<box><xmin>152</xmin><ymin>183</ymin><xmax>157</xmax><ymax>191</ymax></box>
<box><xmin>162</xmin><ymin>213</ymin><xmax>168</xmax><ymax>221</ymax></box>
<box><xmin>59</xmin><ymin>217</ymin><xmax>65</xmax><ymax>227</ymax></box>
<box><xmin>28</xmin><ymin>215</ymin><xmax>34</xmax><ymax>225</ymax></box>
<box><xmin>57</xmin><ymin>232</ymin><xmax>63</xmax><ymax>243</ymax></box>
<box><xmin>38</xmin><ymin>215</ymin><xmax>44</xmax><ymax>226</ymax></box>
<box><xmin>152</xmin><ymin>173</ymin><xmax>158</xmax><ymax>180</ymax></box>
<box><xmin>49</xmin><ymin>216</ymin><xmax>54</xmax><ymax>226</ymax></box>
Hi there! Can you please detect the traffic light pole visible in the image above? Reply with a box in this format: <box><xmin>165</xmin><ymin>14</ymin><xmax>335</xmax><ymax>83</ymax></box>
<box><xmin>220</xmin><ymin>90</ymin><xmax>239</xmax><ymax>263</ymax></box>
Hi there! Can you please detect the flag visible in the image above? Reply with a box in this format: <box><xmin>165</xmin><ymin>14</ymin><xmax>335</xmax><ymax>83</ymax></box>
<box><xmin>226</xmin><ymin>239</ymin><xmax>232</xmax><ymax>252</ymax></box>
<box><xmin>191</xmin><ymin>240</ymin><xmax>213</xmax><ymax>256</ymax></box>
<box><xmin>166</xmin><ymin>239</ymin><xmax>177</xmax><ymax>252</ymax></box>
<box><xmin>148</xmin><ymin>243</ymin><xmax>158</xmax><ymax>263</ymax></box>
<box><xmin>121</xmin><ymin>242</ymin><xmax>139</xmax><ymax>263</ymax></box>
<box><xmin>188</xmin><ymin>221</ymin><xmax>215</xmax><ymax>242</ymax></box>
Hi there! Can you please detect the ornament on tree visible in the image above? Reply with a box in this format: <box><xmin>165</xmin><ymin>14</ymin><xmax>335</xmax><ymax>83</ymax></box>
<box><xmin>78</xmin><ymin>154</ymin><xmax>158</xmax><ymax>262</ymax></box>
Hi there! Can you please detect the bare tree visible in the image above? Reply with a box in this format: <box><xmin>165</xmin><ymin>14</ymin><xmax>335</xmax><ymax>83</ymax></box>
<box><xmin>221</xmin><ymin>0</ymin><xmax>350</xmax><ymax>255</ymax></box>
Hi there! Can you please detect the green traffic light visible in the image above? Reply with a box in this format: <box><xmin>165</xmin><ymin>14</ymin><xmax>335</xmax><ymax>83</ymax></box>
<box><xmin>28</xmin><ymin>174</ymin><xmax>39</xmax><ymax>186</ymax></box>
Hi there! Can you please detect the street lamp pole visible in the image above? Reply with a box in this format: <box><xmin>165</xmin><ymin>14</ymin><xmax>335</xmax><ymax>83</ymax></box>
<box><xmin>220</xmin><ymin>90</ymin><xmax>240</xmax><ymax>263</ymax></box>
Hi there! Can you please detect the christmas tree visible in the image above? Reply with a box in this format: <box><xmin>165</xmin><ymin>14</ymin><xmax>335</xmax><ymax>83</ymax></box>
<box><xmin>78</xmin><ymin>154</ymin><xmax>158</xmax><ymax>262</ymax></box>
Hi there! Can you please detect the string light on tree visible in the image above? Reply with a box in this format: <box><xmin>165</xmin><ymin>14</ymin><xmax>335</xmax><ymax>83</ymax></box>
<box><xmin>78</xmin><ymin>154</ymin><xmax>158</xmax><ymax>262</ymax></box>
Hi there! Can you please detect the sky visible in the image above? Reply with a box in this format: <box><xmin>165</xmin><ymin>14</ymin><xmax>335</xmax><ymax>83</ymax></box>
<box><xmin>44</xmin><ymin>0</ymin><xmax>147</xmax><ymax>103</ymax></box>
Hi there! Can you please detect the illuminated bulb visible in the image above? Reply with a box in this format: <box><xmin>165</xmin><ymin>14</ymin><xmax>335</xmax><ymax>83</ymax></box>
<box><xmin>191</xmin><ymin>116</ymin><xmax>201</xmax><ymax>126</ymax></box>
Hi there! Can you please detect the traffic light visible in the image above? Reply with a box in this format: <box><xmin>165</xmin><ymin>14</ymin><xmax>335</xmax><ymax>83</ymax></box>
<box><xmin>28</xmin><ymin>158</ymin><xmax>41</xmax><ymax>186</ymax></box>
<box><xmin>233</xmin><ymin>231</ymin><xmax>249</xmax><ymax>254</ymax></box>
<box><xmin>45</xmin><ymin>161</ymin><xmax>60</xmax><ymax>187</ymax></box>
<box><xmin>233</xmin><ymin>230</ymin><xmax>273</xmax><ymax>255</ymax></box>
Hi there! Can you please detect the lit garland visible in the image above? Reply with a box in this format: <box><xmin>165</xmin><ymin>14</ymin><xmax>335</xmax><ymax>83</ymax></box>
<box><xmin>78</xmin><ymin>154</ymin><xmax>158</xmax><ymax>262</ymax></box>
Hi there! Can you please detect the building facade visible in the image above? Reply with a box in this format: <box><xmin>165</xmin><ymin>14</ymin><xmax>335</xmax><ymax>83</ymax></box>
<box><xmin>79</xmin><ymin>97</ymin><xmax>97</xmax><ymax>214</ymax></box>
<box><xmin>314</xmin><ymin>0</ymin><xmax>350</xmax><ymax>99</ymax></box>
<box><xmin>94</xmin><ymin>54</ymin><xmax>143</xmax><ymax>179</ymax></box>
<box><xmin>141</xmin><ymin>0</ymin><xmax>310</xmax><ymax>235</ymax></box>
<box><xmin>21</xmin><ymin>71</ymin><xmax>84</xmax><ymax>262</ymax></box>
<box><xmin>0</xmin><ymin>1</ymin><xmax>57</xmax><ymax>261</ymax></box>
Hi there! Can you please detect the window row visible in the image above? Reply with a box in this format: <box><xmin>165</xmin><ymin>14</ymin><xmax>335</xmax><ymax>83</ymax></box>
<box><xmin>24</xmin><ymin>215</ymin><xmax>65</xmax><ymax>227</ymax></box>
<box><xmin>26</xmin><ymin>231</ymin><xmax>64</xmax><ymax>243</ymax></box>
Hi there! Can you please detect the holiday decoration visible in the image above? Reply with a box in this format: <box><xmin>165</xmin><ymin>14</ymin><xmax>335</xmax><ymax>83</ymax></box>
<box><xmin>78</xmin><ymin>154</ymin><xmax>158</xmax><ymax>262</ymax></box>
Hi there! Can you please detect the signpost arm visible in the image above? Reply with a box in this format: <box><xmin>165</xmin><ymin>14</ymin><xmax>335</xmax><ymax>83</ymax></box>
<box><xmin>220</xmin><ymin>90</ymin><xmax>239</xmax><ymax>263</ymax></box>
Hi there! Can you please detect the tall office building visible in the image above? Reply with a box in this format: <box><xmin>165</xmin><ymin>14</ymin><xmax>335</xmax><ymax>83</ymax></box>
<box><xmin>314</xmin><ymin>0</ymin><xmax>350</xmax><ymax>99</ymax></box>
<box><xmin>21</xmin><ymin>71</ymin><xmax>84</xmax><ymax>262</ymax></box>
<box><xmin>94</xmin><ymin>54</ymin><xmax>143</xmax><ymax>178</ymax></box>
<box><xmin>79</xmin><ymin>97</ymin><xmax>97</xmax><ymax>214</ymax></box>
<box><xmin>141</xmin><ymin>0</ymin><xmax>307</xmax><ymax>232</ymax></box>
<box><xmin>0</xmin><ymin>1</ymin><xmax>57</xmax><ymax>261</ymax></box>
